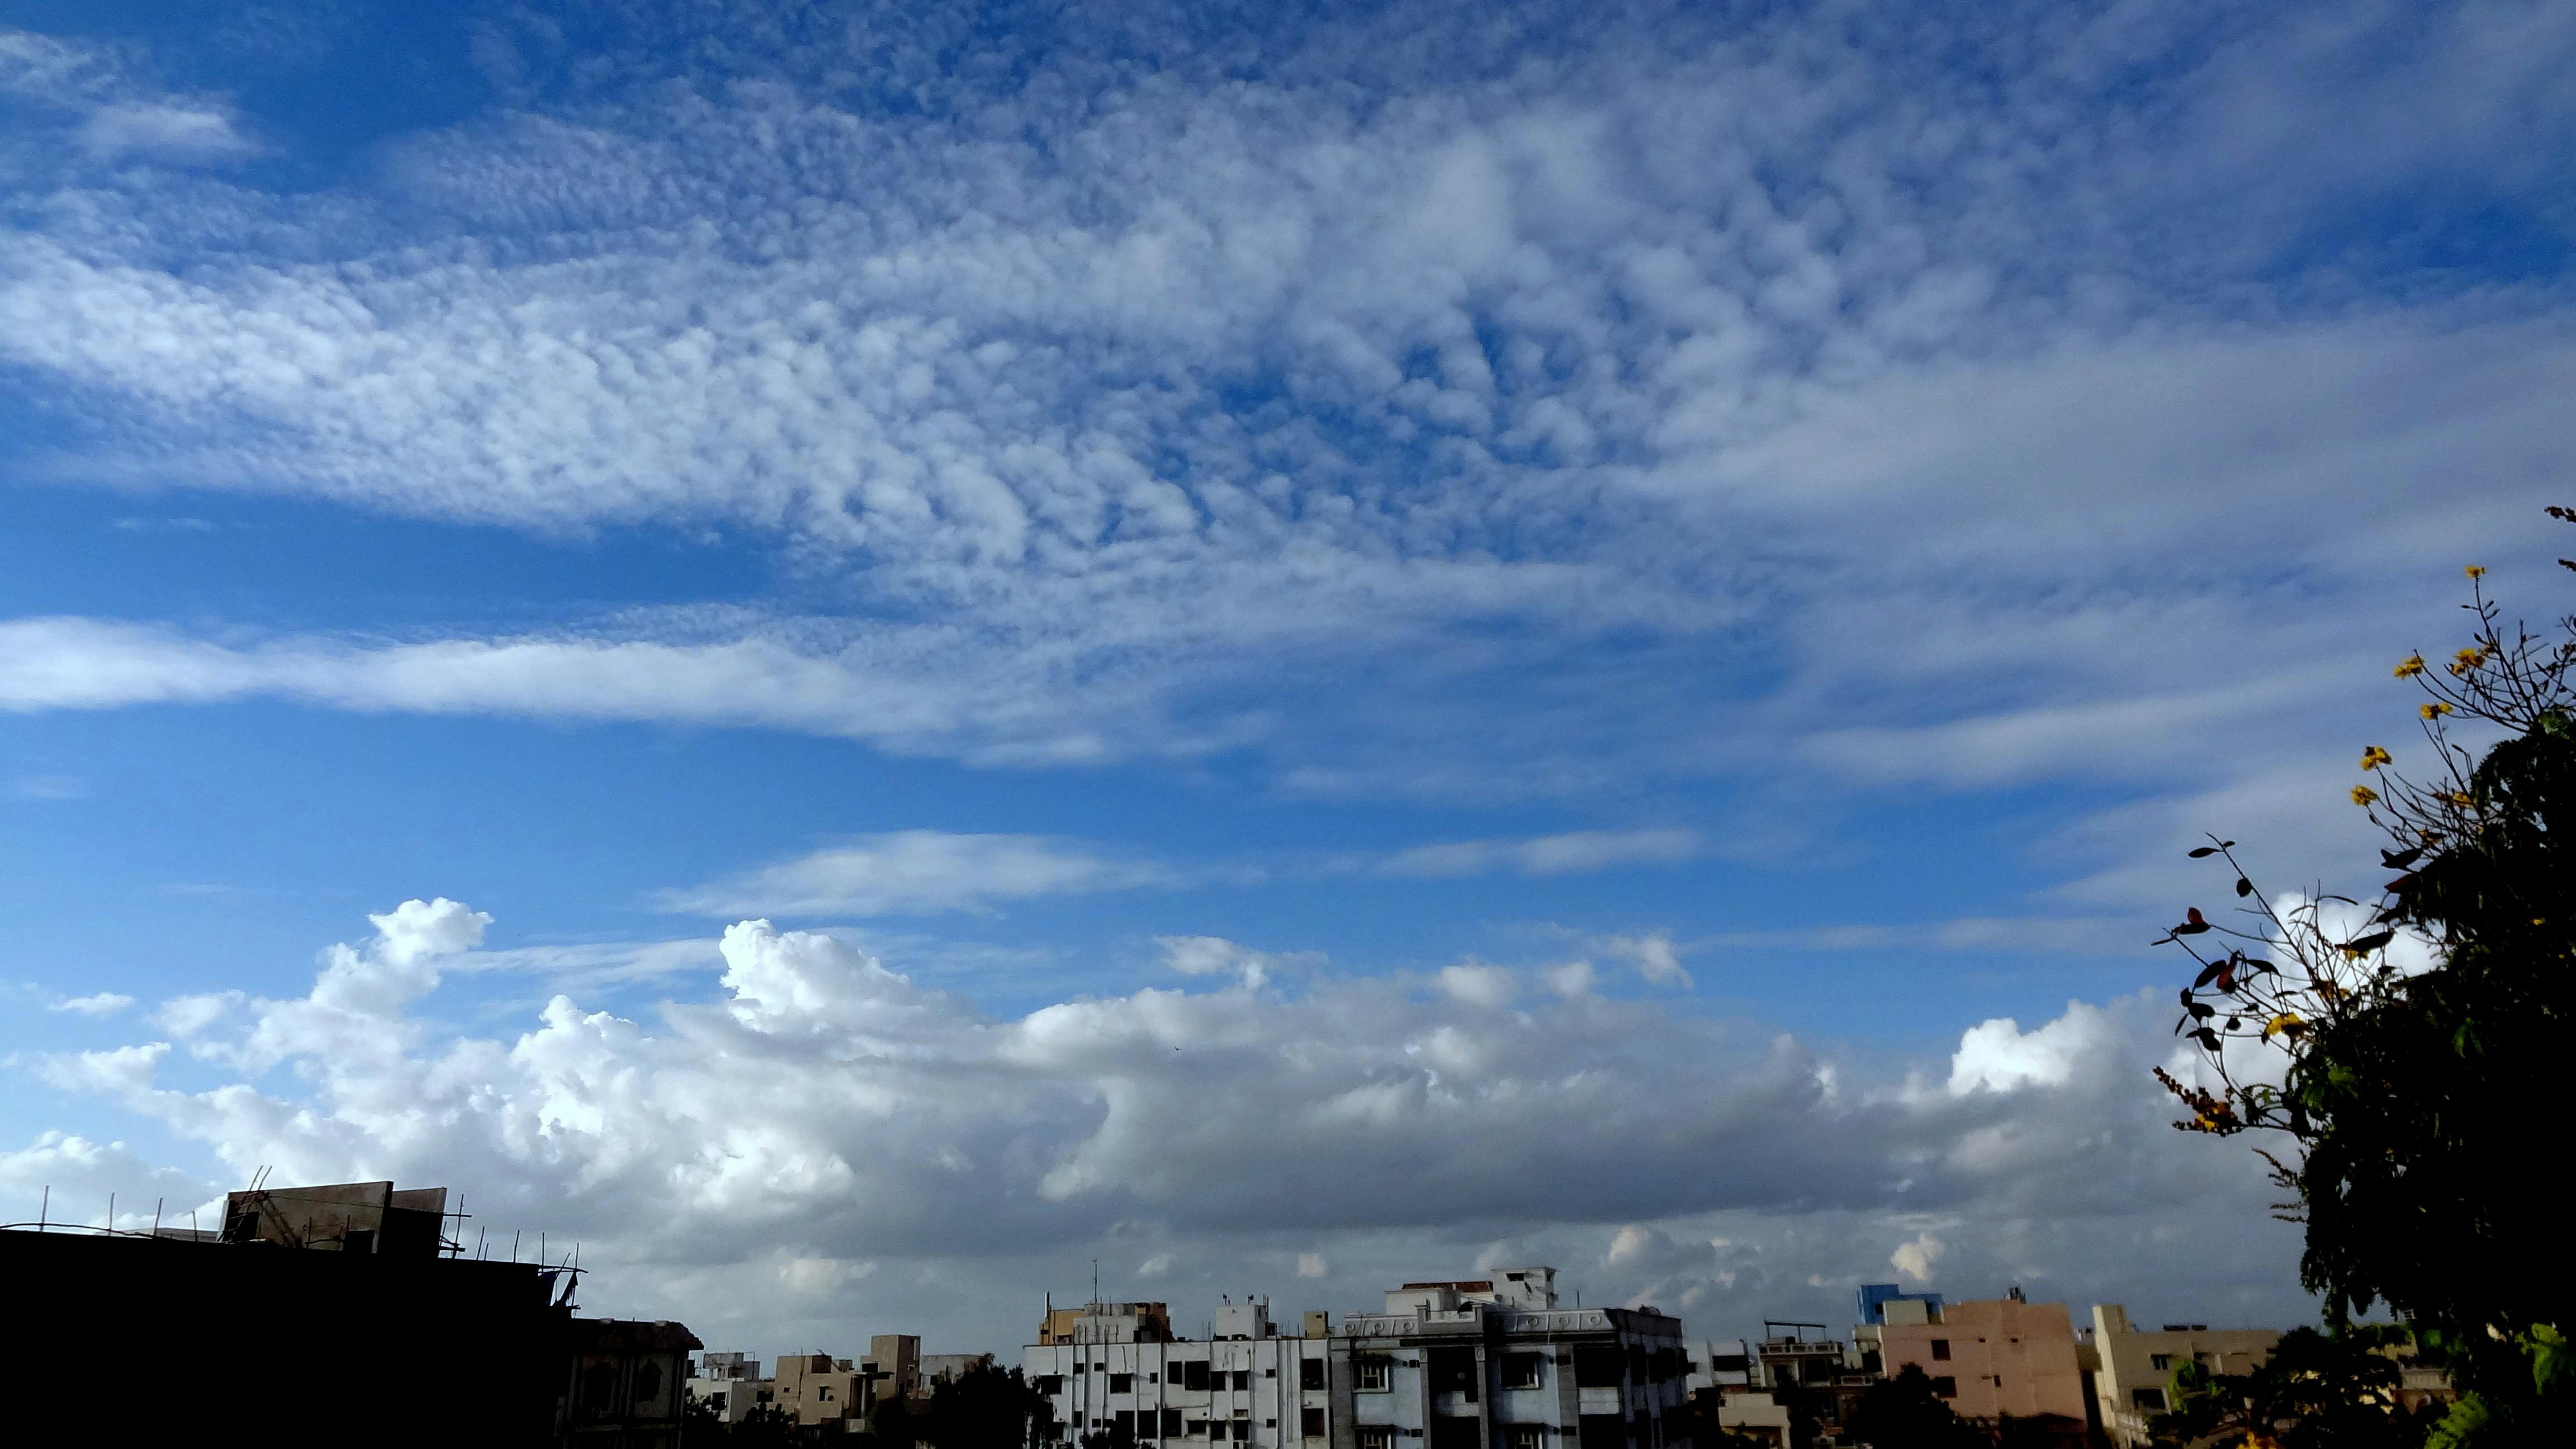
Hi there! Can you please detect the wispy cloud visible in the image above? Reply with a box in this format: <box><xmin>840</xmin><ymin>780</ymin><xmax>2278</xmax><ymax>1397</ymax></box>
<box><xmin>51</xmin><ymin>992</ymin><xmax>134</xmax><ymax>1016</ymax></box>
<box><xmin>662</xmin><ymin>831</ymin><xmax>1183</xmax><ymax>918</ymax></box>
<box><xmin>1379</xmin><ymin>828</ymin><xmax>1703</xmax><ymax>879</ymax></box>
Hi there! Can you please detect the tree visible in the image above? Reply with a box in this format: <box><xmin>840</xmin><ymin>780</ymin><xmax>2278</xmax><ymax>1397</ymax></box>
<box><xmin>2147</xmin><ymin>1325</ymin><xmax>2437</xmax><ymax>1449</ymax></box>
<box><xmin>925</xmin><ymin>1365</ymin><xmax>1052</xmax><ymax>1449</ymax></box>
<box><xmin>1842</xmin><ymin>1365</ymin><xmax>1986</xmax><ymax>1449</ymax></box>
<box><xmin>2156</xmin><ymin>516</ymin><xmax>2576</xmax><ymax>1445</ymax></box>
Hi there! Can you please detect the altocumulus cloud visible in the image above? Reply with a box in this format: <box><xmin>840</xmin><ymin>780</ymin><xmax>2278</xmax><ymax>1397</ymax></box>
<box><xmin>24</xmin><ymin>899</ymin><xmax>2305</xmax><ymax>1344</ymax></box>
<box><xmin>0</xmin><ymin>0</ymin><xmax>2567</xmax><ymax>833</ymax></box>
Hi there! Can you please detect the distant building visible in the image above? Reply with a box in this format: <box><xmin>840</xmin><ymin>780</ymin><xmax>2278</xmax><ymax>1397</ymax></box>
<box><xmin>1028</xmin><ymin>1295</ymin><xmax>1328</xmax><ymax>1449</ymax></box>
<box><xmin>1853</xmin><ymin>1284</ymin><xmax>1943</xmax><ymax>1327</ymax></box>
<box><xmin>1334</xmin><ymin>1268</ymin><xmax>1693</xmax><ymax>1449</ymax></box>
<box><xmin>1876</xmin><ymin>1293</ymin><xmax>2086</xmax><ymax>1445</ymax></box>
<box><xmin>776</xmin><ymin>1350</ymin><xmax>869</xmax><ymax>1431</ymax></box>
<box><xmin>924</xmin><ymin>1351</ymin><xmax>999</xmax><ymax>1387</ymax></box>
<box><xmin>1043</xmin><ymin>1300</ymin><xmax>1177</xmax><ymax>1344</ymax></box>
<box><xmin>688</xmin><ymin>1352</ymin><xmax>771</xmax><ymax>1423</ymax></box>
<box><xmin>2087</xmin><ymin>1305</ymin><xmax>2280</xmax><ymax>1447</ymax></box>
<box><xmin>1740</xmin><ymin>1323</ymin><xmax>1879</xmax><ymax>1439</ymax></box>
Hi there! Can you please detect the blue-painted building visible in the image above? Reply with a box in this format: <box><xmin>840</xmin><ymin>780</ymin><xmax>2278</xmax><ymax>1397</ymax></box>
<box><xmin>1854</xmin><ymin>1284</ymin><xmax>1944</xmax><ymax>1326</ymax></box>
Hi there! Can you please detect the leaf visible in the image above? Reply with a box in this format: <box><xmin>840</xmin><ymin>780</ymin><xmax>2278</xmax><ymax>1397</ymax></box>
<box><xmin>2380</xmin><ymin>846</ymin><xmax>2425</xmax><ymax>870</ymax></box>
<box><xmin>2191</xmin><ymin>1027</ymin><xmax>2221</xmax><ymax>1051</ymax></box>
<box><xmin>2189</xmin><ymin>846</ymin><xmax>2220</xmax><ymax>858</ymax></box>
<box><xmin>2386</xmin><ymin>872</ymin><xmax>2417</xmax><ymax>893</ymax></box>
<box><xmin>2236</xmin><ymin>877</ymin><xmax>2253</xmax><ymax>897</ymax></box>
<box><xmin>2341</xmin><ymin>929</ymin><xmax>2395</xmax><ymax>954</ymax></box>
<box><xmin>2245</xmin><ymin>957</ymin><xmax>2277</xmax><ymax>974</ymax></box>
<box><xmin>2224</xmin><ymin>1016</ymin><xmax>2242</xmax><ymax>1030</ymax></box>
<box><xmin>2194</xmin><ymin>963</ymin><xmax>2223</xmax><ymax>988</ymax></box>
<box><xmin>2174</xmin><ymin>906</ymin><xmax>2212</xmax><ymax>935</ymax></box>
<box><xmin>2187</xmin><ymin>1001</ymin><xmax>2215</xmax><ymax>1020</ymax></box>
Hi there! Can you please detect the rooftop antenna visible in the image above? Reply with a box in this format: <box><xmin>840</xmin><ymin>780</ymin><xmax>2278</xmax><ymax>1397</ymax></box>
<box><xmin>153</xmin><ymin>1198</ymin><xmax>163</xmax><ymax>1236</ymax></box>
<box><xmin>108</xmin><ymin>1192</ymin><xmax>115</xmax><ymax>1232</ymax></box>
<box><xmin>512</xmin><ymin>1229</ymin><xmax>522</xmax><ymax>1263</ymax></box>
<box><xmin>1092</xmin><ymin>1258</ymin><xmax>1099</xmax><ymax>1309</ymax></box>
<box><xmin>476</xmin><ymin>1227</ymin><xmax>489</xmax><ymax>1259</ymax></box>
<box><xmin>38</xmin><ymin>1185</ymin><xmax>48</xmax><ymax>1232</ymax></box>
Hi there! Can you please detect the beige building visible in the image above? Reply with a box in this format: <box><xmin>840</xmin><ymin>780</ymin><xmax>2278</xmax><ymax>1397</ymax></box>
<box><xmin>776</xmin><ymin>1350</ymin><xmax>869</xmax><ymax>1431</ymax></box>
<box><xmin>1043</xmin><ymin>1300</ymin><xmax>1176</xmax><ymax>1344</ymax></box>
<box><xmin>1714</xmin><ymin>1390</ymin><xmax>1791</xmax><ymax>1447</ymax></box>
<box><xmin>2087</xmin><ymin>1305</ymin><xmax>2280</xmax><ymax>1447</ymax></box>
<box><xmin>1876</xmin><ymin>1294</ymin><xmax>2087</xmax><ymax>1438</ymax></box>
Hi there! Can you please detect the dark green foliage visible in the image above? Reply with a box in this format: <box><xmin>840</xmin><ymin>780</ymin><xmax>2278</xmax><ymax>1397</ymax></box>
<box><xmin>2159</xmin><ymin>525</ymin><xmax>2576</xmax><ymax>1447</ymax></box>
<box><xmin>2147</xmin><ymin>1326</ymin><xmax>2439</xmax><ymax>1449</ymax></box>
<box><xmin>1843</xmin><ymin>1365</ymin><xmax>1985</xmax><ymax>1449</ymax></box>
<box><xmin>924</xmin><ymin>1365</ymin><xmax>1053</xmax><ymax>1449</ymax></box>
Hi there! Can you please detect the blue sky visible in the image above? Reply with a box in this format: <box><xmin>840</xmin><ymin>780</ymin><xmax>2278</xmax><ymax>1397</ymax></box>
<box><xmin>2</xmin><ymin>0</ymin><xmax>2570</xmax><ymax>1358</ymax></box>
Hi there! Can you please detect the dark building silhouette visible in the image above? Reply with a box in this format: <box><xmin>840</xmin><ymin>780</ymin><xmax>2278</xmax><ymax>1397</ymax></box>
<box><xmin>1</xmin><ymin>1181</ymin><xmax>695</xmax><ymax>1447</ymax></box>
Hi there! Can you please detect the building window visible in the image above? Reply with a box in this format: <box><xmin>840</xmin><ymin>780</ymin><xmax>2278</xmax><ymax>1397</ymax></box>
<box><xmin>637</xmin><ymin>1362</ymin><xmax>665</xmax><ymax>1404</ymax></box>
<box><xmin>1930</xmin><ymin>1339</ymin><xmax>1950</xmax><ymax>1362</ymax></box>
<box><xmin>1165</xmin><ymin>1411</ymin><xmax>1186</xmax><ymax>1436</ymax></box>
<box><xmin>2132</xmin><ymin>1388</ymin><xmax>2167</xmax><ymax>1412</ymax></box>
<box><xmin>1301</xmin><ymin>1359</ymin><xmax>1326</xmax><ymax>1391</ymax></box>
<box><xmin>1266</xmin><ymin>1369</ymin><xmax>1278</xmax><ymax>1379</ymax></box>
<box><xmin>1188</xmin><ymin>1421</ymin><xmax>1211</xmax><ymax>1438</ymax></box>
<box><xmin>1358</xmin><ymin>1358</ymin><xmax>1392</xmax><ymax>1393</ymax></box>
<box><xmin>1039</xmin><ymin>1377</ymin><xmax>1066</xmax><ymax>1396</ymax></box>
<box><xmin>1931</xmin><ymin>1377</ymin><xmax>1957</xmax><ymax>1399</ymax></box>
<box><xmin>1360</xmin><ymin>1429</ymin><xmax>1394</xmax><ymax>1449</ymax></box>
<box><xmin>1504</xmin><ymin>1354</ymin><xmax>1545</xmax><ymax>1390</ymax></box>
<box><xmin>1573</xmin><ymin>1346</ymin><xmax>1625</xmax><ymax>1389</ymax></box>
<box><xmin>2151</xmin><ymin>1355</ymin><xmax>2173</xmax><ymax>1372</ymax></box>
<box><xmin>1113</xmin><ymin>1375</ymin><xmax>1135</xmax><ymax>1394</ymax></box>
<box><xmin>1233</xmin><ymin>1371</ymin><xmax>1254</xmax><ymax>1391</ymax></box>
<box><xmin>1512</xmin><ymin>1427</ymin><xmax>1546</xmax><ymax>1449</ymax></box>
<box><xmin>819</xmin><ymin>1386</ymin><xmax>834</xmax><ymax>1402</ymax></box>
<box><xmin>1303</xmin><ymin>1409</ymin><xmax>1327</xmax><ymax>1438</ymax></box>
<box><xmin>1232</xmin><ymin>1422</ymin><xmax>1253</xmax><ymax>1441</ymax></box>
<box><xmin>1187</xmin><ymin>1363</ymin><xmax>1212</xmax><ymax>1392</ymax></box>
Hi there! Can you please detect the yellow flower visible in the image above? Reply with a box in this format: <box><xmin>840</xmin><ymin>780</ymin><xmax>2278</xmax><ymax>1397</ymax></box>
<box><xmin>2262</xmin><ymin>1013</ymin><xmax>2303</xmax><ymax>1040</ymax></box>
<box><xmin>2352</xmin><ymin>784</ymin><xmax>2380</xmax><ymax>807</ymax></box>
<box><xmin>2421</xmin><ymin>702</ymin><xmax>2452</xmax><ymax>719</ymax></box>
<box><xmin>2360</xmin><ymin>745</ymin><xmax>2392</xmax><ymax>770</ymax></box>
<box><xmin>2394</xmin><ymin>654</ymin><xmax>2426</xmax><ymax>678</ymax></box>
<box><xmin>2465</xmin><ymin>565</ymin><xmax>2486</xmax><ymax>579</ymax></box>
<box><xmin>2449</xmin><ymin>791</ymin><xmax>2474</xmax><ymax>808</ymax></box>
<box><xmin>2449</xmin><ymin>647</ymin><xmax>2488</xmax><ymax>676</ymax></box>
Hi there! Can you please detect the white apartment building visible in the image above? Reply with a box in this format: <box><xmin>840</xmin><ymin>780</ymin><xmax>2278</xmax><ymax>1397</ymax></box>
<box><xmin>1333</xmin><ymin>1270</ymin><xmax>1692</xmax><ymax>1449</ymax></box>
<box><xmin>1028</xmin><ymin>1297</ymin><xmax>1332</xmax><ymax>1449</ymax></box>
<box><xmin>685</xmin><ymin>1351</ymin><xmax>770</xmax><ymax>1424</ymax></box>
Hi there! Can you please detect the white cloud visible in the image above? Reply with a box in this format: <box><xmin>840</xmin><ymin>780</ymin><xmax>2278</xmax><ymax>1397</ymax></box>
<box><xmin>665</xmin><ymin>832</ymin><xmax>1178</xmax><ymax>918</ymax></box>
<box><xmin>1891</xmin><ymin>1230</ymin><xmax>1945</xmax><ymax>1284</ymax></box>
<box><xmin>1382</xmin><ymin>830</ymin><xmax>1706</xmax><ymax>879</ymax></box>
<box><xmin>18</xmin><ymin>901</ymin><xmax>2314</xmax><ymax>1350</ymax></box>
<box><xmin>1296</xmin><ymin>1253</ymin><xmax>1329</xmax><ymax>1279</ymax></box>
<box><xmin>53</xmin><ymin>992</ymin><xmax>134</xmax><ymax>1016</ymax></box>
<box><xmin>1434</xmin><ymin>963</ymin><xmax>1519</xmax><ymax>1009</ymax></box>
<box><xmin>1947</xmin><ymin>1002</ymin><xmax>2125</xmax><ymax>1096</ymax></box>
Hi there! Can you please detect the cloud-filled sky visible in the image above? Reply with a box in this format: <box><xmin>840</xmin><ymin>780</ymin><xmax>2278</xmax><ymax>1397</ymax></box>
<box><xmin>1</xmin><ymin>0</ymin><xmax>2568</xmax><ymax>1362</ymax></box>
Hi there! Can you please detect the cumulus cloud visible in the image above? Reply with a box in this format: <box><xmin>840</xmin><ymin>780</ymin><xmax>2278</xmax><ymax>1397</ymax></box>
<box><xmin>1297</xmin><ymin>1253</ymin><xmax>1329</xmax><ymax>1279</ymax></box>
<box><xmin>665</xmin><ymin>832</ymin><xmax>1180</xmax><ymax>917</ymax></box>
<box><xmin>16</xmin><ymin>901</ymin><xmax>2312</xmax><ymax>1347</ymax></box>
<box><xmin>1891</xmin><ymin>1231</ymin><xmax>1946</xmax><ymax>1284</ymax></box>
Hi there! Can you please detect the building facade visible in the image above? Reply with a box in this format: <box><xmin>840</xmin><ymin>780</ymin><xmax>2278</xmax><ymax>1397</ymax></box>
<box><xmin>1876</xmin><ymin>1295</ymin><xmax>2087</xmax><ymax>1441</ymax></box>
<box><xmin>1333</xmin><ymin>1270</ymin><xmax>1692</xmax><ymax>1449</ymax></box>
<box><xmin>686</xmin><ymin>1352</ymin><xmax>770</xmax><ymax>1423</ymax></box>
<box><xmin>1029</xmin><ymin>1297</ymin><xmax>1330</xmax><ymax>1449</ymax></box>
<box><xmin>2087</xmin><ymin>1305</ymin><xmax>2280</xmax><ymax>1447</ymax></box>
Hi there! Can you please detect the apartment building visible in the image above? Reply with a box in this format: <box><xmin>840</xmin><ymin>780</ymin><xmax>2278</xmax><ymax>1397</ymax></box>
<box><xmin>1875</xmin><ymin>1292</ymin><xmax>2087</xmax><ymax>1443</ymax></box>
<box><xmin>685</xmin><ymin>1352</ymin><xmax>770</xmax><ymax>1423</ymax></box>
<box><xmin>1334</xmin><ymin>1268</ymin><xmax>1693</xmax><ymax>1449</ymax></box>
<box><xmin>776</xmin><ymin>1350</ymin><xmax>869</xmax><ymax>1431</ymax></box>
<box><xmin>1028</xmin><ymin>1296</ymin><xmax>1329</xmax><ymax>1449</ymax></box>
<box><xmin>2087</xmin><ymin>1305</ymin><xmax>2279</xmax><ymax>1447</ymax></box>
